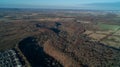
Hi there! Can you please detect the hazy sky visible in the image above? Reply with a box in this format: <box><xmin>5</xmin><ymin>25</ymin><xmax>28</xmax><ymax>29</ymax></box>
<box><xmin>0</xmin><ymin>0</ymin><xmax>120</xmax><ymax>10</ymax></box>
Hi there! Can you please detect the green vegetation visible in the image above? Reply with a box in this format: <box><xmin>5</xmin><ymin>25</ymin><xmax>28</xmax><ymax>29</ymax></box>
<box><xmin>97</xmin><ymin>23</ymin><xmax>120</xmax><ymax>31</ymax></box>
<box><xmin>102</xmin><ymin>35</ymin><xmax>120</xmax><ymax>48</ymax></box>
<box><xmin>113</xmin><ymin>30</ymin><xmax>120</xmax><ymax>36</ymax></box>
<box><xmin>0</xmin><ymin>9</ymin><xmax>120</xmax><ymax>67</ymax></box>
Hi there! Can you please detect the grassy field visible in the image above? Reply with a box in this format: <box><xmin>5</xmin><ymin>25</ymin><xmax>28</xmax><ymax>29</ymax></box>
<box><xmin>113</xmin><ymin>30</ymin><xmax>120</xmax><ymax>36</ymax></box>
<box><xmin>107</xmin><ymin>36</ymin><xmax>120</xmax><ymax>42</ymax></box>
<box><xmin>102</xmin><ymin>40</ymin><xmax>120</xmax><ymax>48</ymax></box>
<box><xmin>97</xmin><ymin>23</ymin><xmax>120</xmax><ymax>48</ymax></box>
<box><xmin>102</xmin><ymin>33</ymin><xmax>120</xmax><ymax>49</ymax></box>
<box><xmin>97</xmin><ymin>23</ymin><xmax>120</xmax><ymax>31</ymax></box>
<box><xmin>84</xmin><ymin>23</ymin><xmax>120</xmax><ymax>48</ymax></box>
<box><xmin>89</xmin><ymin>33</ymin><xmax>106</xmax><ymax>40</ymax></box>
<box><xmin>102</xmin><ymin>36</ymin><xmax>120</xmax><ymax>48</ymax></box>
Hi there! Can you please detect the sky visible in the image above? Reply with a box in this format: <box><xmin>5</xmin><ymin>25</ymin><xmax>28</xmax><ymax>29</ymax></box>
<box><xmin>0</xmin><ymin>0</ymin><xmax>120</xmax><ymax>10</ymax></box>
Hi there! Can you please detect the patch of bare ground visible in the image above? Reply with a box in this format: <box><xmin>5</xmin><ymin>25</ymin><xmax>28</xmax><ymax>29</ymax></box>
<box><xmin>89</xmin><ymin>33</ymin><xmax>106</xmax><ymax>40</ymax></box>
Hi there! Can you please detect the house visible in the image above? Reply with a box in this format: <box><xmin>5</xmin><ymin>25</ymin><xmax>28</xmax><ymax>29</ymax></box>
<box><xmin>0</xmin><ymin>49</ymin><xmax>22</xmax><ymax>67</ymax></box>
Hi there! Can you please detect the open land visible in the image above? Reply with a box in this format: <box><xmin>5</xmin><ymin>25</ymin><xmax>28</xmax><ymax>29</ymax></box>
<box><xmin>0</xmin><ymin>8</ymin><xmax>120</xmax><ymax>67</ymax></box>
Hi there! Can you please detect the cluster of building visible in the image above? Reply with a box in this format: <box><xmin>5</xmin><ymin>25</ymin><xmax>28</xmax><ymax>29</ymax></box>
<box><xmin>0</xmin><ymin>49</ymin><xmax>22</xmax><ymax>67</ymax></box>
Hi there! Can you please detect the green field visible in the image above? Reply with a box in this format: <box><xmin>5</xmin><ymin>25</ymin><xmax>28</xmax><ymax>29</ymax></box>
<box><xmin>96</xmin><ymin>23</ymin><xmax>120</xmax><ymax>48</ymax></box>
<box><xmin>97</xmin><ymin>23</ymin><xmax>120</xmax><ymax>31</ymax></box>
<box><xmin>113</xmin><ymin>30</ymin><xmax>120</xmax><ymax>36</ymax></box>
<box><xmin>101</xmin><ymin>35</ymin><xmax>120</xmax><ymax>49</ymax></box>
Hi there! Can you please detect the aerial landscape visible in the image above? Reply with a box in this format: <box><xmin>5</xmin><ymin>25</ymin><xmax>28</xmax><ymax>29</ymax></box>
<box><xmin>0</xmin><ymin>0</ymin><xmax>120</xmax><ymax>67</ymax></box>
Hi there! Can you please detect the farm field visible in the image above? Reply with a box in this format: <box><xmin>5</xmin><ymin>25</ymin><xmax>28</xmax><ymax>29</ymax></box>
<box><xmin>101</xmin><ymin>36</ymin><xmax>120</xmax><ymax>48</ymax></box>
<box><xmin>83</xmin><ymin>30</ymin><xmax>93</xmax><ymax>35</ymax></box>
<box><xmin>95</xmin><ymin>31</ymin><xmax>112</xmax><ymax>35</ymax></box>
<box><xmin>113</xmin><ymin>30</ymin><xmax>120</xmax><ymax>36</ymax></box>
<box><xmin>89</xmin><ymin>33</ymin><xmax>106</xmax><ymax>40</ymax></box>
<box><xmin>84</xmin><ymin>23</ymin><xmax>120</xmax><ymax>48</ymax></box>
<box><xmin>101</xmin><ymin>31</ymin><xmax>120</xmax><ymax>48</ymax></box>
<box><xmin>97</xmin><ymin>23</ymin><xmax>120</xmax><ymax>31</ymax></box>
<box><xmin>102</xmin><ymin>40</ymin><xmax>120</xmax><ymax>48</ymax></box>
<box><xmin>84</xmin><ymin>30</ymin><xmax>111</xmax><ymax>41</ymax></box>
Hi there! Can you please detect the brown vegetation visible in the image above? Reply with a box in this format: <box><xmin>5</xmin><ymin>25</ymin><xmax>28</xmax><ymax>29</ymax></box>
<box><xmin>0</xmin><ymin>9</ymin><xmax>120</xmax><ymax>67</ymax></box>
